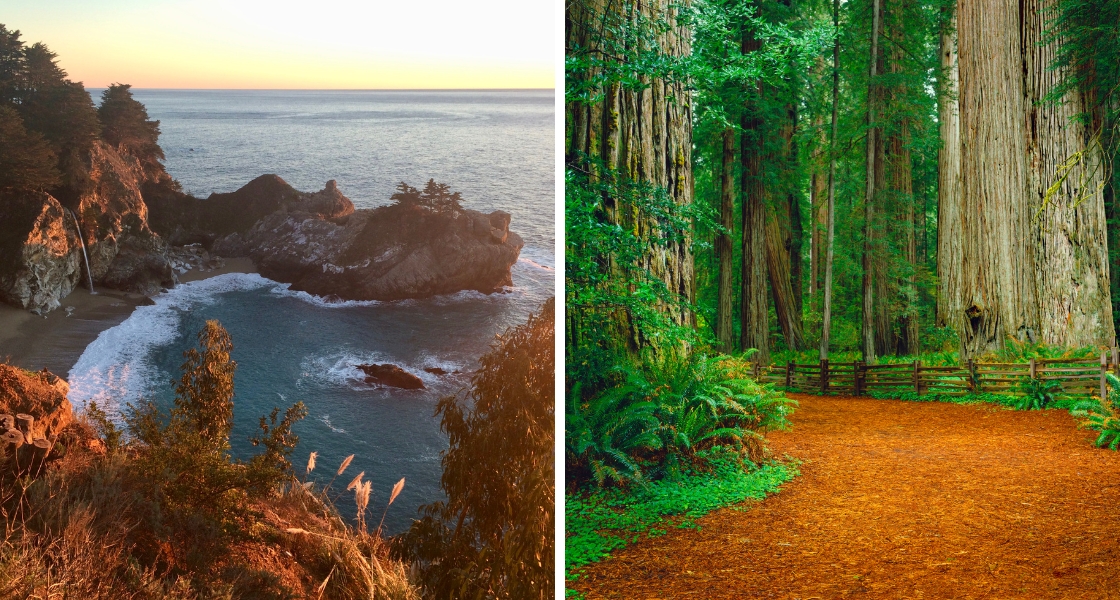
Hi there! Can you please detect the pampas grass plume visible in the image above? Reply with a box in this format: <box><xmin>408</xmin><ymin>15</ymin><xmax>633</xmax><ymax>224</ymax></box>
<box><xmin>337</xmin><ymin>454</ymin><xmax>354</xmax><ymax>475</ymax></box>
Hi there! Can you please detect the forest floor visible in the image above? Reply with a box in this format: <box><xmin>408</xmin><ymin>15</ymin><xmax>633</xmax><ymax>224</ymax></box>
<box><xmin>570</xmin><ymin>393</ymin><xmax>1120</xmax><ymax>599</ymax></box>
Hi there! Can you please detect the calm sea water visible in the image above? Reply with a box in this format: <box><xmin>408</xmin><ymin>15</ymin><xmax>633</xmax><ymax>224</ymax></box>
<box><xmin>68</xmin><ymin>90</ymin><xmax>555</xmax><ymax>534</ymax></box>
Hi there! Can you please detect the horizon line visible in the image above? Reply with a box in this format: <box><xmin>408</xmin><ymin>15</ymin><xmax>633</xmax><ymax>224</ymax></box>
<box><xmin>81</xmin><ymin>86</ymin><xmax>555</xmax><ymax>92</ymax></box>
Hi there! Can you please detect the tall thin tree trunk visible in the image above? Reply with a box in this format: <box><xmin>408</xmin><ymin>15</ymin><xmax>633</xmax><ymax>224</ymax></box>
<box><xmin>716</xmin><ymin>128</ymin><xmax>736</xmax><ymax>352</ymax></box>
<box><xmin>788</xmin><ymin>103</ymin><xmax>804</xmax><ymax>320</ymax></box>
<box><xmin>936</xmin><ymin>7</ymin><xmax>962</xmax><ymax>331</ymax></box>
<box><xmin>821</xmin><ymin>0</ymin><xmax>840</xmax><ymax>361</ymax></box>
<box><xmin>766</xmin><ymin>204</ymin><xmax>805</xmax><ymax>349</ymax></box>
<box><xmin>740</xmin><ymin>32</ymin><xmax>769</xmax><ymax>364</ymax></box>
<box><xmin>810</xmin><ymin>120</ymin><xmax>829</xmax><ymax>312</ymax></box>
<box><xmin>862</xmin><ymin>0</ymin><xmax>882</xmax><ymax>363</ymax></box>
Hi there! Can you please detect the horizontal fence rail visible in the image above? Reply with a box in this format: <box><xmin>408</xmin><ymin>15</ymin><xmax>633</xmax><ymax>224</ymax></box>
<box><xmin>749</xmin><ymin>349</ymin><xmax>1120</xmax><ymax>398</ymax></box>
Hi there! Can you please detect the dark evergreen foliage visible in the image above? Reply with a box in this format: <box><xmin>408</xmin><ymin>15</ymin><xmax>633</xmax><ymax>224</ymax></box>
<box><xmin>400</xmin><ymin>299</ymin><xmax>554</xmax><ymax>599</ymax></box>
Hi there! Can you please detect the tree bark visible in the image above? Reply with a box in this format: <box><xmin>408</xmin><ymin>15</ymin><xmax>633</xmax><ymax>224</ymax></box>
<box><xmin>1022</xmin><ymin>0</ymin><xmax>1115</xmax><ymax>349</ymax></box>
<box><xmin>716</xmin><ymin>128</ymin><xmax>736</xmax><ymax>352</ymax></box>
<box><xmin>936</xmin><ymin>6</ymin><xmax>962</xmax><ymax>332</ymax></box>
<box><xmin>740</xmin><ymin>32</ymin><xmax>769</xmax><ymax>364</ymax></box>
<box><xmin>821</xmin><ymin>0</ymin><xmax>840</xmax><ymax>361</ymax></box>
<box><xmin>957</xmin><ymin>0</ymin><xmax>1035</xmax><ymax>357</ymax></box>
<box><xmin>862</xmin><ymin>0</ymin><xmax>882</xmax><ymax>363</ymax></box>
<box><xmin>767</xmin><ymin>204</ymin><xmax>805</xmax><ymax>349</ymax></box>
<box><xmin>565</xmin><ymin>0</ymin><xmax>696</xmax><ymax>352</ymax></box>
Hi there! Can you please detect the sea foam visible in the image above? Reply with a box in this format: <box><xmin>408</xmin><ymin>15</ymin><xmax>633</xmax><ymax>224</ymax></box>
<box><xmin>67</xmin><ymin>273</ymin><xmax>274</xmax><ymax>417</ymax></box>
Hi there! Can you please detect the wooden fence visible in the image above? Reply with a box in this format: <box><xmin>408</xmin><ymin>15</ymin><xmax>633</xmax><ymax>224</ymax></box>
<box><xmin>751</xmin><ymin>348</ymin><xmax>1120</xmax><ymax>398</ymax></box>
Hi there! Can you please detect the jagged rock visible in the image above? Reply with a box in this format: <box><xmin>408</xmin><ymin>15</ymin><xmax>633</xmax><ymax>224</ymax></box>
<box><xmin>240</xmin><ymin>183</ymin><xmax>522</xmax><ymax>301</ymax></box>
<box><xmin>0</xmin><ymin>365</ymin><xmax>74</xmax><ymax>442</ymax></box>
<box><xmin>0</xmin><ymin>141</ymin><xmax>174</xmax><ymax>313</ymax></box>
<box><xmin>0</xmin><ymin>192</ymin><xmax>83</xmax><ymax>314</ymax></box>
<box><xmin>356</xmin><ymin>364</ymin><xmax>425</xmax><ymax>390</ymax></box>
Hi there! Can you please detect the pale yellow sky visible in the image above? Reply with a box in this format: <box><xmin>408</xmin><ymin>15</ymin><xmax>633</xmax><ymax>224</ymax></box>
<box><xmin>4</xmin><ymin>0</ymin><xmax>554</xmax><ymax>89</ymax></box>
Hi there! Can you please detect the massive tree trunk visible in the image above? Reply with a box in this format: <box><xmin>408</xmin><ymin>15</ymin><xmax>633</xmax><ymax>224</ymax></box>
<box><xmin>957</xmin><ymin>0</ymin><xmax>1036</xmax><ymax>356</ymax></box>
<box><xmin>716</xmin><ymin>128</ymin><xmax>736</xmax><ymax>352</ymax></box>
<box><xmin>740</xmin><ymin>34</ymin><xmax>769</xmax><ymax>364</ymax></box>
<box><xmin>950</xmin><ymin>0</ymin><xmax>1114</xmax><ymax>356</ymax></box>
<box><xmin>1022</xmin><ymin>0</ymin><xmax>1115</xmax><ymax>349</ymax></box>
<box><xmin>936</xmin><ymin>7</ymin><xmax>962</xmax><ymax>331</ymax></box>
<box><xmin>565</xmin><ymin>0</ymin><xmax>696</xmax><ymax>351</ymax></box>
<box><xmin>862</xmin><ymin>0</ymin><xmax>882</xmax><ymax>362</ymax></box>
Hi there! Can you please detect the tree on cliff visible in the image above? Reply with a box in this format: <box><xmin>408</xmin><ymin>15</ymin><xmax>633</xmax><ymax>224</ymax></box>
<box><xmin>401</xmin><ymin>298</ymin><xmax>555</xmax><ymax>599</ymax></box>
<box><xmin>0</xmin><ymin>26</ymin><xmax>99</xmax><ymax>196</ymax></box>
<box><xmin>390</xmin><ymin>179</ymin><xmax>464</xmax><ymax>214</ymax></box>
<box><xmin>0</xmin><ymin>105</ymin><xmax>59</xmax><ymax>194</ymax></box>
<box><xmin>98</xmin><ymin>83</ymin><xmax>164</xmax><ymax>175</ymax></box>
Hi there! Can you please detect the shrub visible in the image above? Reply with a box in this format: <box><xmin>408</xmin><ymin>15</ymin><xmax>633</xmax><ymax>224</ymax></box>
<box><xmin>1073</xmin><ymin>373</ymin><xmax>1120</xmax><ymax>449</ymax></box>
<box><xmin>566</xmin><ymin>352</ymin><xmax>795</xmax><ymax>488</ymax></box>
<box><xmin>400</xmin><ymin>298</ymin><xmax>554</xmax><ymax>600</ymax></box>
<box><xmin>1013</xmin><ymin>377</ymin><xmax>1062</xmax><ymax>410</ymax></box>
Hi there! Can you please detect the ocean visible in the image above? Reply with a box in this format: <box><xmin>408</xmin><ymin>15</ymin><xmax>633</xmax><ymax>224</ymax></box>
<box><xmin>67</xmin><ymin>89</ymin><xmax>555</xmax><ymax>534</ymax></box>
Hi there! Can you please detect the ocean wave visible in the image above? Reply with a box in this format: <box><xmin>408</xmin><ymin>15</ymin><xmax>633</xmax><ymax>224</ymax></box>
<box><xmin>516</xmin><ymin>245</ymin><xmax>555</xmax><ymax>271</ymax></box>
<box><xmin>319</xmin><ymin>414</ymin><xmax>347</xmax><ymax>434</ymax></box>
<box><xmin>301</xmin><ymin>350</ymin><xmax>467</xmax><ymax>391</ymax></box>
<box><xmin>67</xmin><ymin>273</ymin><xmax>274</xmax><ymax>417</ymax></box>
<box><xmin>268</xmin><ymin>284</ymin><xmax>382</xmax><ymax>308</ymax></box>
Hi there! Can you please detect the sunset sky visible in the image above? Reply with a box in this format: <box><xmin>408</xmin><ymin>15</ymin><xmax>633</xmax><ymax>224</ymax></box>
<box><xmin>4</xmin><ymin>0</ymin><xmax>554</xmax><ymax>89</ymax></box>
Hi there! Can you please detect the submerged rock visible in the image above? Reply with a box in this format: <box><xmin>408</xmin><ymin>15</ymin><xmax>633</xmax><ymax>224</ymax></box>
<box><xmin>356</xmin><ymin>363</ymin><xmax>425</xmax><ymax>390</ymax></box>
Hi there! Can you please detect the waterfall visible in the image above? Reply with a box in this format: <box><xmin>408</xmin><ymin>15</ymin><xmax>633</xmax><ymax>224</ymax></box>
<box><xmin>67</xmin><ymin>209</ymin><xmax>96</xmax><ymax>295</ymax></box>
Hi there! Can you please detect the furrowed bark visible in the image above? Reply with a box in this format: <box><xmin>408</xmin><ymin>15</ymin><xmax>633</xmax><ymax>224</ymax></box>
<box><xmin>565</xmin><ymin>0</ymin><xmax>696</xmax><ymax>352</ymax></box>
<box><xmin>862</xmin><ymin>0</ymin><xmax>882</xmax><ymax>363</ymax></box>
<box><xmin>936</xmin><ymin>5</ymin><xmax>962</xmax><ymax>331</ymax></box>
<box><xmin>716</xmin><ymin>128</ymin><xmax>736</xmax><ymax>352</ymax></box>
<box><xmin>957</xmin><ymin>0</ymin><xmax>1035</xmax><ymax>357</ymax></box>
<box><xmin>740</xmin><ymin>30</ymin><xmax>769</xmax><ymax>364</ymax></box>
<box><xmin>1022</xmin><ymin>0</ymin><xmax>1114</xmax><ymax>349</ymax></box>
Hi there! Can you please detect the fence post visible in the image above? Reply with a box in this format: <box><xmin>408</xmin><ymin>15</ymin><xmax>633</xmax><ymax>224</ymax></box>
<box><xmin>855</xmin><ymin>361</ymin><xmax>864</xmax><ymax>396</ymax></box>
<box><xmin>1112</xmin><ymin>347</ymin><xmax>1118</xmax><ymax>376</ymax></box>
<box><xmin>968</xmin><ymin>359</ymin><xmax>978</xmax><ymax>393</ymax></box>
<box><xmin>912</xmin><ymin>360</ymin><xmax>919</xmax><ymax>394</ymax></box>
<box><xmin>1029</xmin><ymin>357</ymin><xmax>1036</xmax><ymax>380</ymax></box>
<box><xmin>1101</xmin><ymin>351</ymin><xmax>1109</xmax><ymax>399</ymax></box>
<box><xmin>786</xmin><ymin>361</ymin><xmax>794</xmax><ymax>389</ymax></box>
<box><xmin>752</xmin><ymin>360</ymin><xmax>760</xmax><ymax>380</ymax></box>
<box><xmin>820</xmin><ymin>359</ymin><xmax>829</xmax><ymax>395</ymax></box>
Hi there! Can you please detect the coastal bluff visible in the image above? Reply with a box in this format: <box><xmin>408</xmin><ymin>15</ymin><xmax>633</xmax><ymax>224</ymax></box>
<box><xmin>148</xmin><ymin>174</ymin><xmax>524</xmax><ymax>301</ymax></box>
<box><xmin>0</xmin><ymin>141</ymin><xmax>176</xmax><ymax>314</ymax></box>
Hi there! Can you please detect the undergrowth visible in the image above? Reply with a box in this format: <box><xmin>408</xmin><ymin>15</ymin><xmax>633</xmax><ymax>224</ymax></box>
<box><xmin>564</xmin><ymin>452</ymin><xmax>798</xmax><ymax>589</ymax></box>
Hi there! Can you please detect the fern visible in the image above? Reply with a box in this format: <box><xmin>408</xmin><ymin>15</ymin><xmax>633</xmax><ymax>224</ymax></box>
<box><xmin>1075</xmin><ymin>372</ymin><xmax>1120</xmax><ymax>449</ymax></box>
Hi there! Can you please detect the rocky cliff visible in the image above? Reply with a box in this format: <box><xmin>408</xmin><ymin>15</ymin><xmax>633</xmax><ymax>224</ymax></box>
<box><xmin>202</xmin><ymin>176</ymin><xmax>523</xmax><ymax>301</ymax></box>
<box><xmin>0</xmin><ymin>141</ymin><xmax>175</xmax><ymax>313</ymax></box>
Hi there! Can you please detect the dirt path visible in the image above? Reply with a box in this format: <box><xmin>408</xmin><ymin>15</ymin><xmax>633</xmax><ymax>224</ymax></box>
<box><xmin>571</xmin><ymin>394</ymin><xmax>1120</xmax><ymax>599</ymax></box>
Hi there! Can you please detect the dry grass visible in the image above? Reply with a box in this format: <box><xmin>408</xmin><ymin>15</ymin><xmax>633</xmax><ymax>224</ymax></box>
<box><xmin>0</xmin><ymin>424</ymin><xmax>418</xmax><ymax>599</ymax></box>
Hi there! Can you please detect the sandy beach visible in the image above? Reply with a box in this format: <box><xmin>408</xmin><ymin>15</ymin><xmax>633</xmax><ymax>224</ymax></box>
<box><xmin>0</xmin><ymin>257</ymin><xmax>257</xmax><ymax>376</ymax></box>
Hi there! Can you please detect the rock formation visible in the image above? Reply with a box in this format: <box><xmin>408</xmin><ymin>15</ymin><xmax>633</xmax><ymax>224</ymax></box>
<box><xmin>0</xmin><ymin>141</ymin><xmax>175</xmax><ymax>313</ymax></box>
<box><xmin>157</xmin><ymin>175</ymin><xmax>523</xmax><ymax>301</ymax></box>
<box><xmin>0</xmin><ymin>365</ymin><xmax>74</xmax><ymax>442</ymax></box>
<box><xmin>356</xmin><ymin>363</ymin><xmax>426</xmax><ymax>390</ymax></box>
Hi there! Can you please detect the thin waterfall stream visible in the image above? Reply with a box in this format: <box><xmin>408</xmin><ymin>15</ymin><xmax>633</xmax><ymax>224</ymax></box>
<box><xmin>67</xmin><ymin>209</ymin><xmax>96</xmax><ymax>294</ymax></box>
